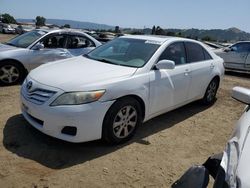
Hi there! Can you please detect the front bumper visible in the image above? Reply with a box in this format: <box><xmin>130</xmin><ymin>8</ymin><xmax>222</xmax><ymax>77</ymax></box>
<box><xmin>3</xmin><ymin>29</ymin><xmax>15</xmax><ymax>34</ymax></box>
<box><xmin>20</xmin><ymin>80</ymin><xmax>114</xmax><ymax>143</ymax></box>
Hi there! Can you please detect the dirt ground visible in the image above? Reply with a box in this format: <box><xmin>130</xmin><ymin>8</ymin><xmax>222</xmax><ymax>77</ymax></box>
<box><xmin>0</xmin><ymin>34</ymin><xmax>250</xmax><ymax>188</ymax></box>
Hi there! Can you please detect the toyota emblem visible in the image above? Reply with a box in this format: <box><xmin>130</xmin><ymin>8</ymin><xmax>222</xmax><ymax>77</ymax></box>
<box><xmin>26</xmin><ymin>81</ymin><xmax>33</xmax><ymax>91</ymax></box>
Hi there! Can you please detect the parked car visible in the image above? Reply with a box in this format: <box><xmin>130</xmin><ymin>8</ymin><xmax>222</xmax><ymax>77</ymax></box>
<box><xmin>215</xmin><ymin>41</ymin><xmax>250</xmax><ymax>72</ymax></box>
<box><xmin>15</xmin><ymin>25</ymin><xmax>35</xmax><ymax>34</ymax></box>
<box><xmin>20</xmin><ymin>35</ymin><xmax>224</xmax><ymax>144</ymax></box>
<box><xmin>92</xmin><ymin>32</ymin><xmax>116</xmax><ymax>43</ymax></box>
<box><xmin>203</xmin><ymin>41</ymin><xmax>225</xmax><ymax>50</ymax></box>
<box><xmin>0</xmin><ymin>29</ymin><xmax>101</xmax><ymax>85</ymax></box>
<box><xmin>0</xmin><ymin>23</ymin><xmax>16</xmax><ymax>34</ymax></box>
<box><xmin>172</xmin><ymin>86</ymin><xmax>250</xmax><ymax>188</ymax></box>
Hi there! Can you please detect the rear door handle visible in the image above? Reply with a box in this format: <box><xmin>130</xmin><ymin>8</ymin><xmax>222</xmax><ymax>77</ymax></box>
<box><xmin>210</xmin><ymin>64</ymin><xmax>215</xmax><ymax>69</ymax></box>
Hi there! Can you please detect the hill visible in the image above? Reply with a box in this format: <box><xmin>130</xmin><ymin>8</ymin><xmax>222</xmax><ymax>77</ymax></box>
<box><xmin>17</xmin><ymin>18</ymin><xmax>115</xmax><ymax>30</ymax></box>
<box><xmin>165</xmin><ymin>27</ymin><xmax>250</xmax><ymax>42</ymax></box>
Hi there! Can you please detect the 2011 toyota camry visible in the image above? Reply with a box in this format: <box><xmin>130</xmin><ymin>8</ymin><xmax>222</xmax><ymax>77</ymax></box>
<box><xmin>0</xmin><ymin>29</ymin><xmax>101</xmax><ymax>86</ymax></box>
<box><xmin>20</xmin><ymin>35</ymin><xmax>224</xmax><ymax>144</ymax></box>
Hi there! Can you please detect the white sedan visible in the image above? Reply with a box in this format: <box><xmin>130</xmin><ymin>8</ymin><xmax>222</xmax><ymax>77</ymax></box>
<box><xmin>20</xmin><ymin>35</ymin><xmax>224</xmax><ymax>144</ymax></box>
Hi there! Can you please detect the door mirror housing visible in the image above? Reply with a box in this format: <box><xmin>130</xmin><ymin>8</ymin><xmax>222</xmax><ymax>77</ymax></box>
<box><xmin>155</xmin><ymin>60</ymin><xmax>175</xmax><ymax>70</ymax></box>
<box><xmin>32</xmin><ymin>43</ymin><xmax>44</xmax><ymax>50</ymax></box>
<box><xmin>232</xmin><ymin>87</ymin><xmax>250</xmax><ymax>104</ymax></box>
<box><xmin>171</xmin><ymin>165</ymin><xmax>209</xmax><ymax>188</ymax></box>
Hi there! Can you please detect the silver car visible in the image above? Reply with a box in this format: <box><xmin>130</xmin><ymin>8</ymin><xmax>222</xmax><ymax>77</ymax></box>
<box><xmin>0</xmin><ymin>23</ymin><xmax>16</xmax><ymax>34</ymax></box>
<box><xmin>215</xmin><ymin>41</ymin><xmax>250</xmax><ymax>72</ymax></box>
<box><xmin>0</xmin><ymin>29</ymin><xmax>101</xmax><ymax>86</ymax></box>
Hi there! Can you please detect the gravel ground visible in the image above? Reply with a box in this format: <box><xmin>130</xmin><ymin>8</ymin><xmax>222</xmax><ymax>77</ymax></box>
<box><xmin>0</xmin><ymin>34</ymin><xmax>250</xmax><ymax>187</ymax></box>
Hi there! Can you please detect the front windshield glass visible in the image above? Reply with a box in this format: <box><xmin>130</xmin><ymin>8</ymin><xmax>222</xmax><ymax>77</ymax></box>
<box><xmin>6</xmin><ymin>30</ymin><xmax>47</xmax><ymax>48</ymax></box>
<box><xmin>86</xmin><ymin>38</ymin><xmax>160</xmax><ymax>68</ymax></box>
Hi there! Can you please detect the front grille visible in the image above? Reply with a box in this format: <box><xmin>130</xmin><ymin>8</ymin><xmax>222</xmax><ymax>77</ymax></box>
<box><xmin>22</xmin><ymin>87</ymin><xmax>57</xmax><ymax>105</ymax></box>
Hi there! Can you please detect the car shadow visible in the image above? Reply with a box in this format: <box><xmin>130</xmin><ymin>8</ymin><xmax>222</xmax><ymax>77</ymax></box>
<box><xmin>3</xmin><ymin>101</ymin><xmax>211</xmax><ymax>169</ymax></box>
<box><xmin>225</xmin><ymin>70</ymin><xmax>250</xmax><ymax>79</ymax></box>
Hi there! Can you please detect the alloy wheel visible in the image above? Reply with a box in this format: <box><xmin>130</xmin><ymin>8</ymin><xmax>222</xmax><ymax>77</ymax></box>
<box><xmin>0</xmin><ymin>65</ymin><xmax>20</xmax><ymax>84</ymax></box>
<box><xmin>206</xmin><ymin>80</ymin><xmax>217</xmax><ymax>102</ymax></box>
<box><xmin>113</xmin><ymin>105</ymin><xmax>138</xmax><ymax>139</ymax></box>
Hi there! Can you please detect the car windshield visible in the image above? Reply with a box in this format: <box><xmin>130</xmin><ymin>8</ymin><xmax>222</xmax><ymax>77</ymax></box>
<box><xmin>6</xmin><ymin>30</ymin><xmax>47</xmax><ymax>48</ymax></box>
<box><xmin>86</xmin><ymin>38</ymin><xmax>160</xmax><ymax>68</ymax></box>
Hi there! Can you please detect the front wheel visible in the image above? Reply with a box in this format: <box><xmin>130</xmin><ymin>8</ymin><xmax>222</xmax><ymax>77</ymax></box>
<box><xmin>102</xmin><ymin>97</ymin><xmax>142</xmax><ymax>144</ymax></box>
<box><xmin>0</xmin><ymin>61</ymin><xmax>25</xmax><ymax>86</ymax></box>
<box><xmin>202</xmin><ymin>78</ymin><xmax>219</xmax><ymax>105</ymax></box>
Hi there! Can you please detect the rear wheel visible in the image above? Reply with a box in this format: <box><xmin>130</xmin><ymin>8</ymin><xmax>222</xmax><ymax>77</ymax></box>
<box><xmin>0</xmin><ymin>61</ymin><xmax>25</xmax><ymax>86</ymax></box>
<box><xmin>202</xmin><ymin>78</ymin><xmax>219</xmax><ymax>105</ymax></box>
<box><xmin>102</xmin><ymin>97</ymin><xmax>142</xmax><ymax>144</ymax></box>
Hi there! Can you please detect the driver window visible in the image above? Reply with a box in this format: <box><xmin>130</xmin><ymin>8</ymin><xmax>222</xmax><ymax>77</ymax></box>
<box><xmin>159</xmin><ymin>42</ymin><xmax>186</xmax><ymax>65</ymax></box>
<box><xmin>231</xmin><ymin>43</ymin><xmax>250</xmax><ymax>53</ymax></box>
<box><xmin>41</xmin><ymin>34</ymin><xmax>67</xmax><ymax>48</ymax></box>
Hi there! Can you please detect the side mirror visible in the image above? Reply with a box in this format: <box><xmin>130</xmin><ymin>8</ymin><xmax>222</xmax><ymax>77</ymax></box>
<box><xmin>32</xmin><ymin>43</ymin><xmax>44</xmax><ymax>50</ymax></box>
<box><xmin>155</xmin><ymin>60</ymin><xmax>175</xmax><ymax>70</ymax></box>
<box><xmin>172</xmin><ymin>165</ymin><xmax>209</xmax><ymax>188</ymax></box>
<box><xmin>232</xmin><ymin>87</ymin><xmax>250</xmax><ymax>104</ymax></box>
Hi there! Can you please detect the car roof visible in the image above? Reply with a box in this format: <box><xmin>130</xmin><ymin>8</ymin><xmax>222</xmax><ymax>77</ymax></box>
<box><xmin>121</xmin><ymin>35</ymin><xmax>174</xmax><ymax>43</ymax></box>
<box><xmin>35</xmin><ymin>28</ymin><xmax>88</xmax><ymax>35</ymax></box>
<box><xmin>120</xmin><ymin>35</ymin><xmax>200</xmax><ymax>44</ymax></box>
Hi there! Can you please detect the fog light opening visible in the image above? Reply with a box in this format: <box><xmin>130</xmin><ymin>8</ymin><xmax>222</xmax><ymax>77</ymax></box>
<box><xmin>61</xmin><ymin>126</ymin><xmax>77</xmax><ymax>136</ymax></box>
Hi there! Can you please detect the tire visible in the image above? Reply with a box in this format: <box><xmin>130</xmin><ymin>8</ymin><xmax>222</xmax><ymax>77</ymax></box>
<box><xmin>0</xmin><ymin>61</ymin><xmax>26</xmax><ymax>86</ymax></box>
<box><xmin>202</xmin><ymin>78</ymin><xmax>219</xmax><ymax>105</ymax></box>
<box><xmin>102</xmin><ymin>97</ymin><xmax>142</xmax><ymax>144</ymax></box>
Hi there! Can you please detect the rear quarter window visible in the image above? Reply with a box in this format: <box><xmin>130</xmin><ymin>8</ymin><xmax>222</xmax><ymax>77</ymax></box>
<box><xmin>185</xmin><ymin>42</ymin><xmax>205</xmax><ymax>63</ymax></box>
<box><xmin>203</xmin><ymin>48</ymin><xmax>213</xmax><ymax>60</ymax></box>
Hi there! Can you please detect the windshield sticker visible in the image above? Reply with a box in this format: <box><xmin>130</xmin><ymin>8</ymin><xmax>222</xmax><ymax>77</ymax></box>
<box><xmin>145</xmin><ymin>40</ymin><xmax>162</xmax><ymax>45</ymax></box>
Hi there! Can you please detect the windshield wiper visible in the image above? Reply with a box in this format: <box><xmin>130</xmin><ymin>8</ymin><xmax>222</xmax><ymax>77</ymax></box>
<box><xmin>98</xmin><ymin>58</ymin><xmax>115</xmax><ymax>64</ymax></box>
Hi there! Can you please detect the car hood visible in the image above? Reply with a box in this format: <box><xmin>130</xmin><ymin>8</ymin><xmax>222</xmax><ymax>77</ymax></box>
<box><xmin>213</xmin><ymin>48</ymin><xmax>225</xmax><ymax>54</ymax></box>
<box><xmin>0</xmin><ymin>43</ymin><xmax>19</xmax><ymax>52</ymax></box>
<box><xmin>29</xmin><ymin>56</ymin><xmax>138</xmax><ymax>91</ymax></box>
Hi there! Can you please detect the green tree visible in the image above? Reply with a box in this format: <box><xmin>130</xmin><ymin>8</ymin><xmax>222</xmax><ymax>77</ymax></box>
<box><xmin>155</xmin><ymin>26</ymin><xmax>166</xmax><ymax>35</ymax></box>
<box><xmin>63</xmin><ymin>24</ymin><xmax>71</xmax><ymax>28</ymax></box>
<box><xmin>115</xmin><ymin>26</ymin><xmax>120</xmax><ymax>33</ymax></box>
<box><xmin>35</xmin><ymin>16</ymin><xmax>46</xmax><ymax>26</ymax></box>
<box><xmin>166</xmin><ymin>31</ymin><xmax>175</xmax><ymax>36</ymax></box>
<box><xmin>202</xmin><ymin>36</ymin><xmax>215</xmax><ymax>41</ymax></box>
<box><xmin>151</xmin><ymin>25</ymin><xmax>156</xmax><ymax>35</ymax></box>
<box><xmin>1</xmin><ymin>13</ymin><xmax>16</xmax><ymax>24</ymax></box>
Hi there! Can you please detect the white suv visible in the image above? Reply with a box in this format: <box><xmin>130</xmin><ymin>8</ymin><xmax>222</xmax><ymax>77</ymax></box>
<box><xmin>20</xmin><ymin>35</ymin><xmax>224</xmax><ymax>144</ymax></box>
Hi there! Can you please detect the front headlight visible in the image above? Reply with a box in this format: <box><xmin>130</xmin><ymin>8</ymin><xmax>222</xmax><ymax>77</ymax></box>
<box><xmin>50</xmin><ymin>90</ymin><xmax>105</xmax><ymax>106</ymax></box>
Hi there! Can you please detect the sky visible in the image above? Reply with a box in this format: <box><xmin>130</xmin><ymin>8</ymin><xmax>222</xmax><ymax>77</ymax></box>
<box><xmin>0</xmin><ymin>0</ymin><xmax>250</xmax><ymax>32</ymax></box>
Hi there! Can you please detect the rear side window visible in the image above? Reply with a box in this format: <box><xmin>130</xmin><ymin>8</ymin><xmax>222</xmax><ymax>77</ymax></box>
<box><xmin>185</xmin><ymin>42</ymin><xmax>205</xmax><ymax>63</ymax></box>
<box><xmin>66</xmin><ymin>35</ymin><xmax>95</xmax><ymax>49</ymax></box>
<box><xmin>159</xmin><ymin>42</ymin><xmax>187</xmax><ymax>65</ymax></box>
<box><xmin>203</xmin><ymin>48</ymin><xmax>212</xmax><ymax>60</ymax></box>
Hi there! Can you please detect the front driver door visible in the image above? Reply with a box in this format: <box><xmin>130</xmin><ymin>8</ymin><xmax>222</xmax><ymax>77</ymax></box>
<box><xmin>27</xmin><ymin>33</ymin><xmax>72</xmax><ymax>70</ymax></box>
<box><xmin>243</xmin><ymin>43</ymin><xmax>250</xmax><ymax>70</ymax></box>
<box><xmin>149</xmin><ymin>42</ymin><xmax>191</xmax><ymax>116</ymax></box>
<box><xmin>222</xmin><ymin>42</ymin><xmax>249</xmax><ymax>70</ymax></box>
